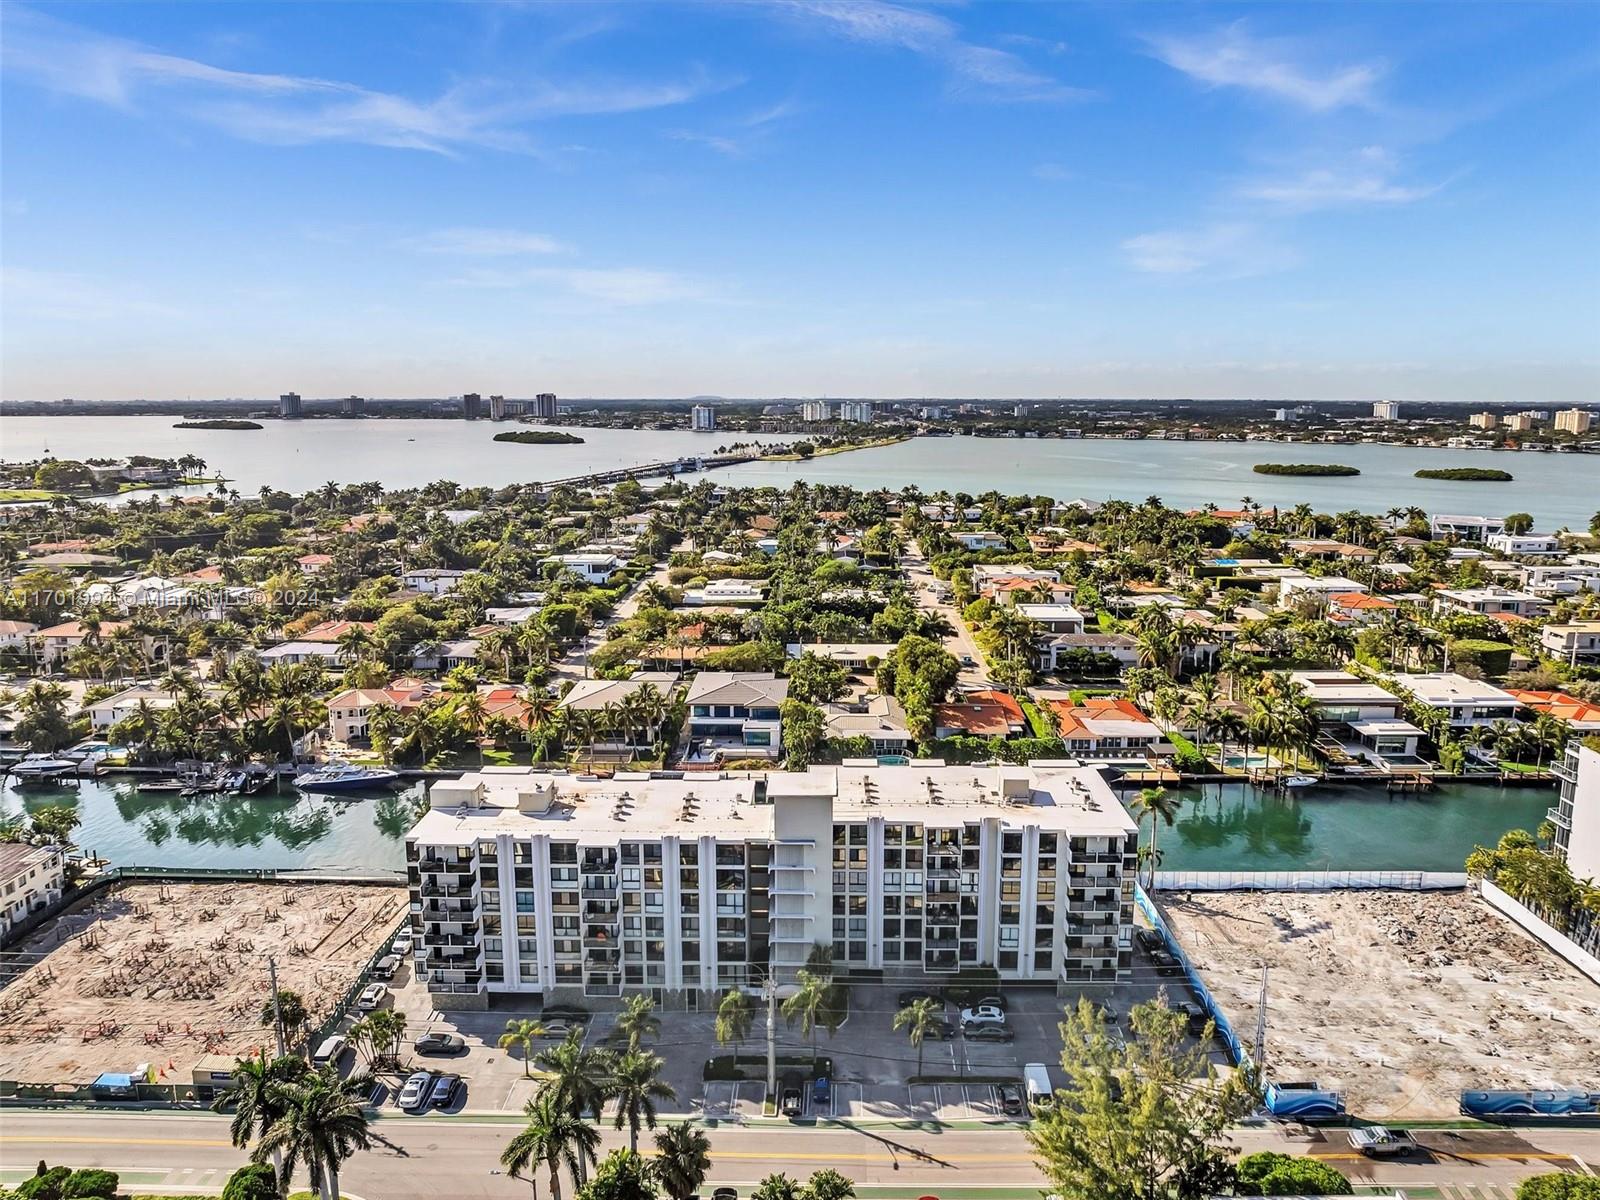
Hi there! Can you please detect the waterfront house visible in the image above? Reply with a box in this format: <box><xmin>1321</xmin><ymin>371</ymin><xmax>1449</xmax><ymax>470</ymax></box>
<box><xmin>326</xmin><ymin>679</ymin><xmax>440</xmax><ymax>743</ymax></box>
<box><xmin>1046</xmin><ymin>697</ymin><xmax>1163</xmax><ymax>760</ymax></box>
<box><xmin>1540</xmin><ymin>622</ymin><xmax>1600</xmax><ymax>663</ymax></box>
<box><xmin>1397</xmin><ymin>672</ymin><xmax>1523</xmax><ymax>728</ymax></box>
<box><xmin>685</xmin><ymin>672</ymin><xmax>788</xmax><ymax>760</ymax></box>
<box><xmin>0</xmin><ymin>843</ymin><xmax>66</xmax><ymax>939</ymax></box>
<box><xmin>542</xmin><ymin>553</ymin><xmax>621</xmax><ymax>584</ymax></box>
<box><xmin>1287</xmin><ymin>671</ymin><xmax>1406</xmax><ymax>723</ymax></box>
<box><xmin>1430</xmin><ymin>514</ymin><xmax>1506</xmax><ymax>542</ymax></box>
<box><xmin>557</xmin><ymin>673</ymin><xmax>678</xmax><ymax>754</ymax></box>
<box><xmin>1485</xmin><ymin>532</ymin><xmax>1564</xmax><ymax>557</ymax></box>
<box><xmin>88</xmin><ymin>685</ymin><xmax>180</xmax><ymax>732</ymax></box>
<box><xmin>1507</xmin><ymin>690</ymin><xmax>1600</xmax><ymax>733</ymax></box>
<box><xmin>934</xmin><ymin>690</ymin><xmax>1026</xmax><ymax>739</ymax></box>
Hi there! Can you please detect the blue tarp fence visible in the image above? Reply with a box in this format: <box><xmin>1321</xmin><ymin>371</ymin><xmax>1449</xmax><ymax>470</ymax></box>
<box><xmin>1133</xmin><ymin>882</ymin><xmax>1252</xmax><ymax>1069</ymax></box>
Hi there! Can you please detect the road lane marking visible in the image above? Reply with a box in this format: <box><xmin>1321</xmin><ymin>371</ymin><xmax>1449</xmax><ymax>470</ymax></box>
<box><xmin>0</xmin><ymin>1136</ymin><xmax>233</xmax><ymax>1148</ymax></box>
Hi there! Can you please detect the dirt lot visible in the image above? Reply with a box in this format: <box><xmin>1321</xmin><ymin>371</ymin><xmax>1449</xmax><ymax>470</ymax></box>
<box><xmin>1159</xmin><ymin>888</ymin><xmax>1600</xmax><ymax>1119</ymax></box>
<box><xmin>0</xmin><ymin>881</ymin><xmax>406</xmax><ymax>1084</ymax></box>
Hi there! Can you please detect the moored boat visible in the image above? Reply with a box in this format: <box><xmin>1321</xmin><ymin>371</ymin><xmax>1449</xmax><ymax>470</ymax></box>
<box><xmin>293</xmin><ymin>763</ymin><xmax>401</xmax><ymax>793</ymax></box>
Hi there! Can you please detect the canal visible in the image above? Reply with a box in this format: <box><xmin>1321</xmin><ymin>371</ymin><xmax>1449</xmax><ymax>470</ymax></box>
<box><xmin>4</xmin><ymin>775</ymin><xmax>1553</xmax><ymax>876</ymax></box>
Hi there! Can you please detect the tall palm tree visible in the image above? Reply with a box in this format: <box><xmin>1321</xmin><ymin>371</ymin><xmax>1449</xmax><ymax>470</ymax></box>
<box><xmin>615</xmin><ymin>994</ymin><xmax>661</xmax><ymax>1053</ymax></box>
<box><xmin>499</xmin><ymin>1018</ymin><xmax>546</xmax><ymax>1077</ymax></box>
<box><xmin>535</xmin><ymin>1031</ymin><xmax>614</xmax><ymax>1123</ymax></box>
<box><xmin>500</xmin><ymin>1091</ymin><xmax>600</xmax><ymax>1200</ymax></box>
<box><xmin>453</xmin><ymin>690</ymin><xmax>490</xmax><ymax>765</ymax></box>
<box><xmin>1128</xmin><ymin>786</ymin><xmax>1182</xmax><ymax>891</ymax></box>
<box><xmin>715</xmin><ymin>988</ymin><xmax>755</xmax><ymax>1059</ymax></box>
<box><xmin>252</xmin><ymin>1068</ymin><xmax>373</xmax><ymax>1200</ymax></box>
<box><xmin>780</xmin><ymin>969</ymin><xmax>832</xmax><ymax>1062</ymax></box>
<box><xmin>892</xmin><ymin>996</ymin><xmax>943</xmax><ymax>1077</ymax></box>
<box><xmin>609</xmin><ymin>1050</ymin><xmax>676</xmax><ymax>1152</ymax></box>
<box><xmin>652</xmin><ymin>1123</ymin><xmax>711</xmax><ymax>1200</ymax></box>
<box><xmin>214</xmin><ymin>1053</ymin><xmax>307</xmax><ymax>1183</ymax></box>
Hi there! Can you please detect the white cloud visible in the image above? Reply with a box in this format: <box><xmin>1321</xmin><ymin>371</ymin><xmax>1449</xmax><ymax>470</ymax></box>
<box><xmin>1147</xmin><ymin>22</ymin><xmax>1382</xmax><ymax>111</ymax></box>
<box><xmin>1</xmin><ymin>7</ymin><xmax>726</xmax><ymax>154</ymax></box>
<box><xmin>1122</xmin><ymin>223</ymin><xmax>1298</xmax><ymax>278</ymax></box>
<box><xmin>778</xmin><ymin>0</ymin><xmax>1088</xmax><ymax>101</ymax></box>
<box><xmin>407</xmin><ymin>228</ymin><xmax>569</xmax><ymax>256</ymax></box>
<box><xmin>1239</xmin><ymin>167</ymin><xmax>1442</xmax><ymax>210</ymax></box>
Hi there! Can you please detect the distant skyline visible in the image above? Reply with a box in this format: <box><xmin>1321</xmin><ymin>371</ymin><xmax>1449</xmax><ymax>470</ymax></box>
<box><xmin>3</xmin><ymin>1</ymin><xmax>1598</xmax><ymax>404</ymax></box>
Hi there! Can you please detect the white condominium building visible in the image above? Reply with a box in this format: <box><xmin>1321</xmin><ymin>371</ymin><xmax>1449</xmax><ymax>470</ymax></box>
<box><xmin>1551</xmin><ymin>742</ymin><xmax>1599</xmax><ymax>882</ymax></box>
<box><xmin>801</xmin><ymin>400</ymin><xmax>833</xmax><ymax>422</ymax></box>
<box><xmin>838</xmin><ymin>400</ymin><xmax>874</xmax><ymax>424</ymax></box>
<box><xmin>691</xmin><ymin>404</ymin><xmax>716</xmax><ymax>431</ymax></box>
<box><xmin>1554</xmin><ymin>408</ymin><xmax>1594</xmax><ymax>435</ymax></box>
<box><xmin>0</xmin><ymin>843</ymin><xmax>66</xmax><ymax>938</ymax></box>
<box><xmin>406</xmin><ymin>763</ymin><xmax>1138</xmax><ymax>1010</ymax></box>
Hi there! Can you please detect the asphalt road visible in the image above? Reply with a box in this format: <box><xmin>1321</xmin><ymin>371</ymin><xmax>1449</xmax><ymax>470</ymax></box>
<box><xmin>2</xmin><ymin>1110</ymin><xmax>1595</xmax><ymax>1198</ymax></box>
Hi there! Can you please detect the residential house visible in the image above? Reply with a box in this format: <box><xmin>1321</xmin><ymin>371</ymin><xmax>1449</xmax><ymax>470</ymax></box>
<box><xmin>1036</xmin><ymin>632</ymin><xmax>1140</xmax><ymax>674</ymax></box>
<box><xmin>325</xmin><ymin>679</ymin><xmax>440</xmax><ymax>743</ymax></box>
<box><xmin>296</xmin><ymin>553</ymin><xmax>333</xmax><ymax>574</ymax></box>
<box><xmin>1507</xmin><ymin>691</ymin><xmax>1600</xmax><ymax>734</ymax></box>
<box><xmin>88</xmin><ymin>686</ymin><xmax>180</xmax><ymax>732</ymax></box>
<box><xmin>821</xmin><ymin>694</ymin><xmax>913</xmax><ymax>756</ymax></box>
<box><xmin>32</xmin><ymin>620</ymin><xmax>132</xmax><ymax>668</ymax></box>
<box><xmin>485</xmin><ymin>606</ymin><xmax>540</xmax><ymax>625</ymax></box>
<box><xmin>1398</xmin><ymin>672</ymin><xmax>1523</xmax><ymax>728</ymax></box>
<box><xmin>1326</xmin><ymin>592</ymin><xmax>1397</xmax><ymax>625</ymax></box>
<box><xmin>784</xmin><ymin>643</ymin><xmax>897</xmax><ymax>670</ymax></box>
<box><xmin>0</xmin><ymin>843</ymin><xmax>66</xmax><ymax>939</ymax></box>
<box><xmin>1277</xmin><ymin>575</ymin><xmax>1367</xmax><ymax>609</ymax></box>
<box><xmin>543</xmin><ymin>553</ymin><xmax>621</xmax><ymax>584</ymax></box>
<box><xmin>685</xmin><ymin>672</ymin><xmax>789</xmax><ymax>759</ymax></box>
<box><xmin>934</xmin><ymin>690</ymin><xmax>1025</xmax><ymax>740</ymax></box>
<box><xmin>1541</xmin><ymin>622</ymin><xmax>1600</xmax><ymax>663</ymax></box>
<box><xmin>258</xmin><ymin>640</ymin><xmax>347</xmax><ymax>668</ymax></box>
<box><xmin>1015</xmin><ymin>604</ymin><xmax>1086</xmax><ymax>634</ymax></box>
<box><xmin>1285</xmin><ymin>539</ymin><xmax>1379</xmax><ymax>563</ymax></box>
<box><xmin>1348</xmin><ymin>718</ymin><xmax>1427</xmax><ymax>759</ymax></box>
<box><xmin>400</xmin><ymin>568</ymin><xmax>472</xmax><ymax>596</ymax></box>
<box><xmin>1433</xmin><ymin>587</ymin><xmax>1547</xmax><ymax>619</ymax></box>
<box><xmin>950</xmin><ymin>530</ymin><xmax>1009</xmax><ymax>551</ymax></box>
<box><xmin>1485</xmin><ymin>533</ymin><xmax>1563</xmax><ymax>557</ymax></box>
<box><xmin>1430</xmin><ymin>514</ymin><xmax>1505</xmax><ymax>542</ymax></box>
<box><xmin>1046</xmin><ymin>697</ymin><xmax>1163</xmax><ymax>760</ymax></box>
<box><xmin>682</xmin><ymin>579</ymin><xmax>766</xmax><ymax>607</ymax></box>
<box><xmin>298</xmin><ymin>619</ymin><xmax>376</xmax><ymax>644</ymax></box>
<box><xmin>0</xmin><ymin>620</ymin><xmax>39</xmax><ymax>654</ymax></box>
<box><xmin>1287</xmin><ymin>671</ymin><xmax>1407</xmax><ymax>724</ymax></box>
<box><xmin>410</xmin><ymin>639</ymin><xmax>481</xmax><ymax>671</ymax></box>
<box><xmin>557</xmin><ymin>673</ymin><xmax>678</xmax><ymax>752</ymax></box>
<box><xmin>1514</xmin><ymin>563</ymin><xmax>1600</xmax><ymax>598</ymax></box>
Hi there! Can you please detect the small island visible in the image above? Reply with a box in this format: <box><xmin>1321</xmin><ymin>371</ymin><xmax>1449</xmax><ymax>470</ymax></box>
<box><xmin>173</xmin><ymin>419</ymin><xmax>263</xmax><ymax>430</ymax></box>
<box><xmin>1252</xmin><ymin>463</ymin><xmax>1361</xmax><ymax>477</ymax></box>
<box><xmin>494</xmin><ymin>430</ymin><xmax>586</xmax><ymax>445</ymax></box>
<box><xmin>1415</xmin><ymin>467</ymin><xmax>1514</xmax><ymax>482</ymax></box>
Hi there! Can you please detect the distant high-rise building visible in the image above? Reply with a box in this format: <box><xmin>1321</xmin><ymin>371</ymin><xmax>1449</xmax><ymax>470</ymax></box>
<box><xmin>343</xmin><ymin>394</ymin><xmax>366</xmax><ymax>417</ymax></box>
<box><xmin>839</xmin><ymin>400</ymin><xmax>874</xmax><ymax>424</ymax></box>
<box><xmin>278</xmin><ymin>392</ymin><xmax>303</xmax><ymax>419</ymax></box>
<box><xmin>1468</xmin><ymin>411</ymin><xmax>1498</xmax><ymax>430</ymax></box>
<box><xmin>691</xmin><ymin>404</ymin><xmax>716</xmax><ymax>431</ymax></box>
<box><xmin>1372</xmin><ymin>401</ymin><xmax>1401</xmax><ymax>420</ymax></box>
<box><xmin>1554</xmin><ymin>408</ymin><xmax>1594</xmax><ymax>434</ymax></box>
<box><xmin>801</xmin><ymin>401</ymin><xmax>832</xmax><ymax>422</ymax></box>
<box><xmin>532</xmin><ymin>393</ymin><xmax>559</xmax><ymax>421</ymax></box>
<box><xmin>917</xmin><ymin>404</ymin><xmax>945</xmax><ymax>421</ymax></box>
<box><xmin>462</xmin><ymin>392</ymin><xmax>483</xmax><ymax>421</ymax></box>
<box><xmin>1013</xmin><ymin>403</ymin><xmax>1032</xmax><ymax>418</ymax></box>
<box><xmin>1502</xmin><ymin>412</ymin><xmax>1535</xmax><ymax>432</ymax></box>
<box><xmin>489</xmin><ymin>395</ymin><xmax>509</xmax><ymax>421</ymax></box>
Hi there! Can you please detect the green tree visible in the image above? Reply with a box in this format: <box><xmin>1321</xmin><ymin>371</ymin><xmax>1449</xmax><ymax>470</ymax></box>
<box><xmin>1026</xmin><ymin>998</ymin><xmax>1259</xmax><ymax>1200</ymax></box>
<box><xmin>1235</xmin><ymin>1151</ymin><xmax>1352</xmax><ymax>1195</ymax></box>
<box><xmin>1517</xmin><ymin>1175</ymin><xmax>1600</xmax><ymax>1200</ymax></box>
<box><xmin>501</xmin><ymin>1091</ymin><xmax>601</xmax><ymax>1200</ymax></box>
<box><xmin>260</xmin><ymin>988</ymin><xmax>308</xmax><ymax>1050</ymax></box>
<box><xmin>780</xmin><ymin>969</ymin><xmax>833</xmax><ymax>1061</ymax></box>
<box><xmin>714</xmin><ymin>988</ymin><xmax>755</xmax><ymax>1059</ymax></box>
<box><xmin>1127</xmin><ymin>787</ymin><xmax>1181</xmax><ymax>891</ymax></box>
<box><xmin>892</xmin><ymin>996</ymin><xmax>943</xmax><ymax>1077</ymax></box>
<box><xmin>219</xmin><ymin>1163</ymin><xmax>281</xmax><ymax>1200</ymax></box>
<box><xmin>751</xmin><ymin>1173</ymin><xmax>802</xmax><ymax>1200</ymax></box>
<box><xmin>652</xmin><ymin>1124</ymin><xmax>711</xmax><ymax>1200</ymax></box>
<box><xmin>500</xmin><ymin>1018</ymin><xmax>547</xmax><ymax>1077</ymax></box>
<box><xmin>785</xmin><ymin>653</ymin><xmax>849</xmax><ymax>704</ymax></box>
<box><xmin>609</xmin><ymin>1050</ymin><xmax>677</xmax><ymax>1153</ymax></box>
<box><xmin>780</xmin><ymin>699</ymin><xmax>827</xmax><ymax>770</ymax></box>
<box><xmin>574</xmin><ymin>1149</ymin><xmax>659</xmax><ymax>1200</ymax></box>
<box><xmin>615</xmin><ymin>994</ymin><xmax>661</xmax><ymax>1054</ymax></box>
<box><xmin>213</xmin><ymin>1053</ymin><xmax>309</xmax><ymax>1186</ymax></box>
<box><xmin>1502</xmin><ymin>512</ymin><xmax>1534</xmax><ymax>536</ymax></box>
<box><xmin>251</xmin><ymin>1067</ymin><xmax>374</xmax><ymax>1200</ymax></box>
<box><xmin>535</xmin><ymin>1031</ymin><xmax>615</xmax><ymax>1123</ymax></box>
<box><xmin>802</xmin><ymin>1168</ymin><xmax>856</xmax><ymax>1200</ymax></box>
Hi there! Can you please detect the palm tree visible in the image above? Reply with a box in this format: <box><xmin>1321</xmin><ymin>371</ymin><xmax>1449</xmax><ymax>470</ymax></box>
<box><xmin>752</xmin><ymin>1173</ymin><xmax>802</xmax><ymax>1200</ymax></box>
<box><xmin>454</xmin><ymin>690</ymin><xmax>490</xmax><ymax>765</ymax></box>
<box><xmin>615</xmin><ymin>994</ymin><xmax>660</xmax><ymax>1053</ymax></box>
<box><xmin>252</xmin><ymin>1067</ymin><xmax>373</xmax><ymax>1200</ymax></box>
<box><xmin>609</xmin><ymin>1050</ymin><xmax>676</xmax><ymax>1153</ymax></box>
<box><xmin>535</xmin><ymin>1031</ymin><xmax>614</xmax><ymax>1123</ymax></box>
<box><xmin>803</xmin><ymin>1169</ymin><xmax>856</xmax><ymax>1200</ymax></box>
<box><xmin>892</xmin><ymin>996</ymin><xmax>943</xmax><ymax>1077</ymax></box>
<box><xmin>500</xmin><ymin>1091</ymin><xmax>600</xmax><ymax>1200</ymax></box>
<box><xmin>499</xmin><ymin>1018</ymin><xmax>546</xmax><ymax>1077</ymax></box>
<box><xmin>652</xmin><ymin>1123</ymin><xmax>711</xmax><ymax>1200</ymax></box>
<box><xmin>780</xmin><ymin>969</ymin><xmax>832</xmax><ymax>1062</ymax></box>
<box><xmin>1127</xmin><ymin>786</ymin><xmax>1182</xmax><ymax>891</ymax></box>
<box><xmin>715</xmin><ymin>988</ymin><xmax>755</xmax><ymax>1059</ymax></box>
<box><xmin>214</xmin><ymin>1053</ymin><xmax>307</xmax><ymax>1183</ymax></box>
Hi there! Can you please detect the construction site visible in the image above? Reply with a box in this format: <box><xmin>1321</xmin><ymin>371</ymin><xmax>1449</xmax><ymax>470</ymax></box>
<box><xmin>0</xmin><ymin>880</ymin><xmax>406</xmax><ymax>1085</ymax></box>
<box><xmin>1160</xmin><ymin>887</ymin><xmax>1600</xmax><ymax>1119</ymax></box>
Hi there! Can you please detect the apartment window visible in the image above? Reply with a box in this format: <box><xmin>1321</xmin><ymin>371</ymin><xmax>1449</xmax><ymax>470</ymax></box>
<box><xmin>1034</xmin><ymin>951</ymin><xmax>1052</xmax><ymax>971</ymax></box>
<box><xmin>516</xmin><ymin>915</ymin><xmax>536</xmax><ymax>935</ymax></box>
<box><xmin>883</xmin><ymin>871</ymin><xmax>900</xmax><ymax>889</ymax></box>
<box><xmin>518</xmin><ymin>937</ymin><xmax>537</xmax><ymax>954</ymax></box>
<box><xmin>515</xmin><ymin>892</ymin><xmax>536</xmax><ymax>913</ymax></box>
<box><xmin>680</xmin><ymin>845</ymin><xmax>699</xmax><ymax>865</ymax></box>
<box><xmin>621</xmin><ymin>867</ymin><xmax>641</xmax><ymax>886</ymax></box>
<box><xmin>485</xmin><ymin>937</ymin><xmax>503</xmax><ymax>956</ymax></box>
<box><xmin>998</xmin><ymin>951</ymin><xmax>1018</xmax><ymax>970</ymax></box>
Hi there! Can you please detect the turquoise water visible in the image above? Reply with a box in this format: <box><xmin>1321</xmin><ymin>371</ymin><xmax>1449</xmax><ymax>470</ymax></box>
<box><xmin>3</xmin><ymin>775</ymin><xmax>1549</xmax><ymax>875</ymax></box>
<box><xmin>1126</xmin><ymin>780</ymin><xmax>1552</xmax><ymax>873</ymax></box>
<box><xmin>2</xmin><ymin>416</ymin><xmax>1595</xmax><ymax>527</ymax></box>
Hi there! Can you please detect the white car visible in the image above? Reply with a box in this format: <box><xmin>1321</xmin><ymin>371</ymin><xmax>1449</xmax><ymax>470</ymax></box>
<box><xmin>356</xmin><ymin>983</ymin><xmax>386</xmax><ymax>1011</ymax></box>
<box><xmin>397</xmin><ymin>1071</ymin><xmax>434</xmax><ymax>1111</ymax></box>
<box><xmin>960</xmin><ymin>1005</ymin><xmax>1005</xmax><ymax>1027</ymax></box>
<box><xmin>392</xmin><ymin>933</ymin><xmax>413</xmax><ymax>956</ymax></box>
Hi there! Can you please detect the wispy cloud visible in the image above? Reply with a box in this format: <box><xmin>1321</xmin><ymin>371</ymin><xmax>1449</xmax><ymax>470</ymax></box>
<box><xmin>1147</xmin><ymin>22</ymin><xmax>1382</xmax><ymax>112</ymax></box>
<box><xmin>667</xmin><ymin>97</ymin><xmax>804</xmax><ymax>157</ymax></box>
<box><xmin>777</xmin><ymin>0</ymin><xmax>1089</xmax><ymax>102</ymax></box>
<box><xmin>1238</xmin><ymin>148</ymin><xmax>1449</xmax><ymax>210</ymax></box>
<box><xmin>1</xmin><ymin>7</ymin><xmax>727</xmax><ymax>154</ymax></box>
<box><xmin>406</xmin><ymin>228</ymin><xmax>569</xmax><ymax>256</ymax></box>
<box><xmin>1122</xmin><ymin>222</ymin><xmax>1298</xmax><ymax>278</ymax></box>
<box><xmin>667</xmin><ymin>129</ymin><xmax>746</xmax><ymax>157</ymax></box>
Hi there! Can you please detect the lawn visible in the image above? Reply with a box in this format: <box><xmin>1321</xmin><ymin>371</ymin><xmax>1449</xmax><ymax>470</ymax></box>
<box><xmin>1019</xmin><ymin>698</ymin><xmax>1059</xmax><ymax>740</ymax></box>
<box><xmin>0</xmin><ymin>488</ymin><xmax>64</xmax><ymax>501</ymax></box>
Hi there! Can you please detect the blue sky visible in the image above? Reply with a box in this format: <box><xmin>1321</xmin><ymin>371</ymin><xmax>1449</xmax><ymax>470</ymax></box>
<box><xmin>2</xmin><ymin>1</ymin><xmax>1597</xmax><ymax>403</ymax></box>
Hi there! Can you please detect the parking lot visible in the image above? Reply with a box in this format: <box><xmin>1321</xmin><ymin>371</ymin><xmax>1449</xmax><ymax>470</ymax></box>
<box><xmin>353</xmin><ymin>937</ymin><xmax>1218</xmax><ymax>1119</ymax></box>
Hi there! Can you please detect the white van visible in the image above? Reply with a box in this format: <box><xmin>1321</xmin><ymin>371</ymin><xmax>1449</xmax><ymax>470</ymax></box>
<box><xmin>312</xmin><ymin>1034</ymin><xmax>350</xmax><ymax>1072</ymax></box>
<box><xmin>1023</xmin><ymin>1062</ymin><xmax>1054</xmax><ymax>1111</ymax></box>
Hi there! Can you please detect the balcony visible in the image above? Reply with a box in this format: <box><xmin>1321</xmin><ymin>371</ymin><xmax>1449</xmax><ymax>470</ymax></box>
<box><xmin>1547</xmin><ymin>806</ymin><xmax>1572</xmax><ymax>830</ymax></box>
<box><xmin>580</xmin><ymin>880</ymin><xmax>618</xmax><ymax>898</ymax></box>
<box><xmin>583</xmin><ymin>900</ymin><xmax>619</xmax><ymax>918</ymax></box>
<box><xmin>426</xmin><ymin>976</ymin><xmax>485</xmax><ymax>995</ymax></box>
<box><xmin>418</xmin><ymin>880</ymin><xmax>477</xmax><ymax>900</ymax></box>
<box><xmin>767</xmin><ymin>882</ymin><xmax>814</xmax><ymax>897</ymax></box>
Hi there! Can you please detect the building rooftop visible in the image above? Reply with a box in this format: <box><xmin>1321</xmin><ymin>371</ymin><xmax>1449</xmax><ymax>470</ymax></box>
<box><xmin>685</xmin><ymin>672</ymin><xmax>789</xmax><ymax>707</ymax></box>
<box><xmin>1398</xmin><ymin>673</ymin><xmax>1521</xmax><ymax>706</ymax></box>
<box><xmin>1287</xmin><ymin>670</ymin><xmax>1402</xmax><ymax>705</ymax></box>
<box><xmin>409</xmin><ymin>763</ymin><xmax>1137</xmax><ymax>845</ymax></box>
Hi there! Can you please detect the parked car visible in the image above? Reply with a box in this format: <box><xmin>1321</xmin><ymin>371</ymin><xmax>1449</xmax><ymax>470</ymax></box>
<box><xmin>1149</xmin><ymin>949</ymin><xmax>1181</xmax><ymax>976</ymax></box>
<box><xmin>897</xmin><ymin>989</ymin><xmax>940</xmax><ymax>1008</ymax></box>
<box><xmin>429</xmin><ymin>1073</ymin><xmax>462</xmax><ymax>1109</ymax></box>
<box><xmin>712</xmin><ymin>1190</ymin><xmax>739</xmax><ymax>1200</ymax></box>
<box><xmin>1135</xmin><ymin>927</ymin><xmax>1163</xmax><ymax>953</ymax></box>
<box><xmin>1175</xmin><ymin>1001</ymin><xmax>1207</xmax><ymax>1034</ymax></box>
<box><xmin>1350</xmin><ymin>1127</ymin><xmax>1418</xmax><ymax>1157</ymax></box>
<box><xmin>960</xmin><ymin>1005</ymin><xmax>1005</xmax><ymax>1026</ymax></box>
<box><xmin>961</xmin><ymin>654</ymin><xmax>977</xmax><ymax>666</ymax></box>
<box><xmin>539</xmin><ymin>1019</ymin><xmax>584</xmax><ymax>1039</ymax></box>
<box><xmin>996</xmin><ymin>1084</ymin><xmax>1024</xmax><ymax>1116</ymax></box>
<box><xmin>371</xmin><ymin>954</ymin><xmax>401</xmax><ymax>980</ymax></box>
<box><xmin>813</xmin><ymin>1076</ymin><xmax>831</xmax><ymax>1108</ymax></box>
<box><xmin>780</xmin><ymin>1085</ymin><xmax>804</xmax><ymax>1116</ymax></box>
<box><xmin>928</xmin><ymin>1019</ymin><xmax>959</xmax><ymax>1041</ymax></box>
<box><xmin>413</xmin><ymin>1031</ymin><xmax>466</xmax><ymax>1056</ymax></box>
<box><xmin>963</xmin><ymin>1024</ymin><xmax>1015</xmax><ymax>1043</ymax></box>
<box><xmin>355</xmin><ymin>982</ymin><xmax>386</xmax><ymax>1011</ymax></box>
<box><xmin>398</xmin><ymin>1071</ymin><xmax>434</xmax><ymax>1111</ymax></box>
<box><xmin>391</xmin><ymin>932</ymin><xmax>413</xmax><ymax>956</ymax></box>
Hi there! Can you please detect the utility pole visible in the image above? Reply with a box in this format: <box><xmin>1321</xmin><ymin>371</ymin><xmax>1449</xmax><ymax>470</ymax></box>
<box><xmin>1252</xmin><ymin>964</ymin><xmax>1268</xmax><ymax>1074</ymax></box>
<box><xmin>267</xmin><ymin>955</ymin><xmax>287</xmax><ymax>1058</ymax></box>
<box><xmin>765</xmin><ymin>975</ymin><xmax>778</xmax><ymax>1100</ymax></box>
